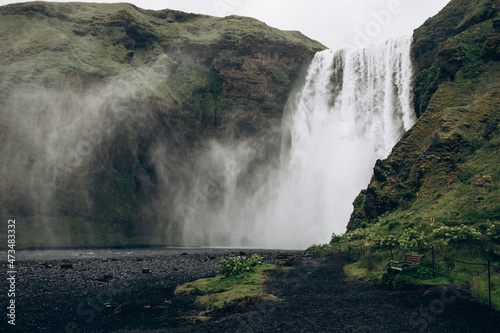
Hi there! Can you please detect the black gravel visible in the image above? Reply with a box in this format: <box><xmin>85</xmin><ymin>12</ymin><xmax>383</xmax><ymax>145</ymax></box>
<box><xmin>2</xmin><ymin>250</ymin><xmax>499</xmax><ymax>332</ymax></box>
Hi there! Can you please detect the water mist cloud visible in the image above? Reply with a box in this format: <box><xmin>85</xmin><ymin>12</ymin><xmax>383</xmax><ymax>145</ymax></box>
<box><xmin>0</xmin><ymin>55</ymin><xmax>173</xmax><ymax>243</ymax></box>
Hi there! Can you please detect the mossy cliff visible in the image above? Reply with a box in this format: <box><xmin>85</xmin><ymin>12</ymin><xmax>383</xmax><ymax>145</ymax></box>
<box><xmin>348</xmin><ymin>0</ymin><xmax>500</xmax><ymax>230</ymax></box>
<box><xmin>0</xmin><ymin>2</ymin><xmax>325</xmax><ymax>247</ymax></box>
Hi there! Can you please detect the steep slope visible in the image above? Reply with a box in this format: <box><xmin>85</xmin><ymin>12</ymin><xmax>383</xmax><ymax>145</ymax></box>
<box><xmin>0</xmin><ymin>2</ymin><xmax>325</xmax><ymax>247</ymax></box>
<box><xmin>348</xmin><ymin>0</ymin><xmax>500</xmax><ymax>230</ymax></box>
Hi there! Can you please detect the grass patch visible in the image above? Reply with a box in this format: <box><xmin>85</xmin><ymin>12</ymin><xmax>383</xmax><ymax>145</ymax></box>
<box><xmin>175</xmin><ymin>263</ymin><xmax>287</xmax><ymax>320</ymax></box>
<box><xmin>309</xmin><ymin>229</ymin><xmax>500</xmax><ymax>311</ymax></box>
<box><xmin>344</xmin><ymin>250</ymin><xmax>394</xmax><ymax>282</ymax></box>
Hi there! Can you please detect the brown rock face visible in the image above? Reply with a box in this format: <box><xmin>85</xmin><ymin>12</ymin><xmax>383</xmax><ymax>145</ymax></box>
<box><xmin>438</xmin><ymin>46</ymin><xmax>465</xmax><ymax>79</ymax></box>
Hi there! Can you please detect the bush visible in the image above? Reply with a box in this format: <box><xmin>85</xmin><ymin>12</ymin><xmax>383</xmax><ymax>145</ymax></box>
<box><xmin>217</xmin><ymin>254</ymin><xmax>264</xmax><ymax>277</ymax></box>
<box><xmin>306</xmin><ymin>244</ymin><xmax>334</xmax><ymax>257</ymax></box>
<box><xmin>388</xmin><ymin>263</ymin><xmax>434</xmax><ymax>289</ymax></box>
<box><xmin>330</xmin><ymin>233</ymin><xmax>342</xmax><ymax>244</ymax></box>
<box><xmin>371</xmin><ymin>235</ymin><xmax>398</xmax><ymax>250</ymax></box>
<box><xmin>398</xmin><ymin>229</ymin><xmax>428</xmax><ymax>250</ymax></box>
<box><xmin>431</xmin><ymin>225</ymin><xmax>482</xmax><ymax>246</ymax></box>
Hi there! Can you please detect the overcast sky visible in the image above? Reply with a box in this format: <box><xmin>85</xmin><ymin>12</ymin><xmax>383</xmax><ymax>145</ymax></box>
<box><xmin>0</xmin><ymin>0</ymin><xmax>451</xmax><ymax>49</ymax></box>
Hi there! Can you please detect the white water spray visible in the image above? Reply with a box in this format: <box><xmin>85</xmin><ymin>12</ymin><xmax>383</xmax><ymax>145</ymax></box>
<box><xmin>179</xmin><ymin>36</ymin><xmax>416</xmax><ymax>249</ymax></box>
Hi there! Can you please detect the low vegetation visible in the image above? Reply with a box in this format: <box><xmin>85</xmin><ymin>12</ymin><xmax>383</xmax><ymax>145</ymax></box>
<box><xmin>307</xmin><ymin>217</ymin><xmax>500</xmax><ymax>311</ymax></box>
<box><xmin>174</xmin><ymin>254</ymin><xmax>289</xmax><ymax>322</ymax></box>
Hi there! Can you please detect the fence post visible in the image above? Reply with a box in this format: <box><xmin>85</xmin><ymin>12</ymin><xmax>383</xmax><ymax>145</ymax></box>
<box><xmin>348</xmin><ymin>244</ymin><xmax>351</xmax><ymax>264</ymax></box>
<box><xmin>432</xmin><ymin>246</ymin><xmax>435</xmax><ymax>279</ymax></box>
<box><xmin>390</xmin><ymin>247</ymin><xmax>393</xmax><ymax>260</ymax></box>
<box><xmin>488</xmin><ymin>259</ymin><xmax>491</xmax><ymax>309</ymax></box>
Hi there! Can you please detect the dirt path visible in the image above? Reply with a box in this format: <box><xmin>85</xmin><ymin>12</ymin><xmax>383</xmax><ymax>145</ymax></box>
<box><xmin>3</xmin><ymin>251</ymin><xmax>499</xmax><ymax>332</ymax></box>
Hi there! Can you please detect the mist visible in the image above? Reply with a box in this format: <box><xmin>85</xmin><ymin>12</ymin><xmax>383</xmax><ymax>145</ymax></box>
<box><xmin>1</xmin><ymin>54</ymin><xmax>174</xmax><ymax>244</ymax></box>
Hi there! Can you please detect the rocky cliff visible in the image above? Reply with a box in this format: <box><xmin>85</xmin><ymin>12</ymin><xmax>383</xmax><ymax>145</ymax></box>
<box><xmin>348</xmin><ymin>0</ymin><xmax>500</xmax><ymax>230</ymax></box>
<box><xmin>0</xmin><ymin>2</ymin><xmax>325</xmax><ymax>246</ymax></box>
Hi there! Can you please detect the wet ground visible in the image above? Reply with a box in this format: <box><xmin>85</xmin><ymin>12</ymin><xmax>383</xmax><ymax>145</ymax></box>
<box><xmin>2</xmin><ymin>248</ymin><xmax>499</xmax><ymax>332</ymax></box>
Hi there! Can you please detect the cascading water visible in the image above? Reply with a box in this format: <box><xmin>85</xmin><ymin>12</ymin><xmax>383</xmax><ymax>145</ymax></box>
<box><xmin>179</xmin><ymin>36</ymin><xmax>416</xmax><ymax>249</ymax></box>
<box><xmin>254</xmin><ymin>36</ymin><xmax>416</xmax><ymax>248</ymax></box>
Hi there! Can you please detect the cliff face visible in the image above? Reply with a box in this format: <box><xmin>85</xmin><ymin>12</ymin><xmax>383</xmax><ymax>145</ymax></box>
<box><xmin>348</xmin><ymin>0</ymin><xmax>500</xmax><ymax>230</ymax></box>
<box><xmin>0</xmin><ymin>2</ymin><xmax>325</xmax><ymax>246</ymax></box>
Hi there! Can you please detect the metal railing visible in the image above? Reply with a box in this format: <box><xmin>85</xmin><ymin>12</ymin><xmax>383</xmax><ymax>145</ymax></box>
<box><xmin>345</xmin><ymin>242</ymin><xmax>499</xmax><ymax>310</ymax></box>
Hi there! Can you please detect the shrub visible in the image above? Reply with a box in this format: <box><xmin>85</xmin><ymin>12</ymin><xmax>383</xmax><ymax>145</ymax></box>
<box><xmin>371</xmin><ymin>235</ymin><xmax>398</xmax><ymax>250</ymax></box>
<box><xmin>344</xmin><ymin>227</ymin><xmax>373</xmax><ymax>241</ymax></box>
<box><xmin>217</xmin><ymin>254</ymin><xmax>264</xmax><ymax>277</ymax></box>
<box><xmin>330</xmin><ymin>233</ymin><xmax>342</xmax><ymax>244</ymax></box>
<box><xmin>398</xmin><ymin>229</ymin><xmax>428</xmax><ymax>250</ymax></box>
<box><xmin>306</xmin><ymin>244</ymin><xmax>334</xmax><ymax>257</ymax></box>
<box><xmin>431</xmin><ymin>225</ymin><xmax>482</xmax><ymax>246</ymax></box>
<box><xmin>389</xmin><ymin>262</ymin><xmax>433</xmax><ymax>289</ymax></box>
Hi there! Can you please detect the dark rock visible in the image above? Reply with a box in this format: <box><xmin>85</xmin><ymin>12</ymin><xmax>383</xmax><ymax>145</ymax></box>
<box><xmin>60</xmin><ymin>263</ymin><xmax>73</xmax><ymax>269</ymax></box>
<box><xmin>438</xmin><ymin>47</ymin><xmax>464</xmax><ymax>79</ymax></box>
<box><xmin>166</xmin><ymin>12</ymin><xmax>175</xmax><ymax>23</ymax></box>
<box><xmin>142</xmin><ymin>269</ymin><xmax>151</xmax><ymax>274</ymax></box>
<box><xmin>483</xmin><ymin>34</ymin><xmax>500</xmax><ymax>61</ymax></box>
<box><xmin>94</xmin><ymin>274</ymin><xmax>114</xmax><ymax>282</ymax></box>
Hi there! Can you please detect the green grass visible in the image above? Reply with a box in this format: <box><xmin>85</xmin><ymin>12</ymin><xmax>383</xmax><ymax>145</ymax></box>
<box><xmin>175</xmin><ymin>263</ymin><xmax>288</xmax><ymax>320</ymax></box>
<box><xmin>471</xmin><ymin>274</ymin><xmax>500</xmax><ymax>310</ymax></box>
<box><xmin>312</xmin><ymin>232</ymin><xmax>500</xmax><ymax>311</ymax></box>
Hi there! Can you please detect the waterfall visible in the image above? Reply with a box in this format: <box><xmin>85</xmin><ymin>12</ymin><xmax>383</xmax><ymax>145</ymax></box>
<box><xmin>179</xmin><ymin>36</ymin><xmax>416</xmax><ymax>249</ymax></box>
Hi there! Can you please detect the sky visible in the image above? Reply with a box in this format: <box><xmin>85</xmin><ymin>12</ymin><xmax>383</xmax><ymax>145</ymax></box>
<box><xmin>0</xmin><ymin>0</ymin><xmax>451</xmax><ymax>49</ymax></box>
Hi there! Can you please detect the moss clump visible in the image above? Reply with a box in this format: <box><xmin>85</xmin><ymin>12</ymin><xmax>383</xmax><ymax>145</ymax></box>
<box><xmin>175</xmin><ymin>263</ymin><xmax>286</xmax><ymax>321</ymax></box>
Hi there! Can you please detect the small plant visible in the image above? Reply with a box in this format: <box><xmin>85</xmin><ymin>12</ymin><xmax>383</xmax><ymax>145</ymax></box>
<box><xmin>217</xmin><ymin>254</ymin><xmax>264</xmax><ymax>277</ymax></box>
<box><xmin>431</xmin><ymin>224</ymin><xmax>482</xmax><ymax>246</ymax></box>
<box><xmin>330</xmin><ymin>232</ymin><xmax>342</xmax><ymax>244</ymax></box>
<box><xmin>306</xmin><ymin>244</ymin><xmax>334</xmax><ymax>257</ymax></box>
<box><xmin>398</xmin><ymin>229</ymin><xmax>428</xmax><ymax>250</ymax></box>
<box><xmin>372</xmin><ymin>235</ymin><xmax>398</xmax><ymax>250</ymax></box>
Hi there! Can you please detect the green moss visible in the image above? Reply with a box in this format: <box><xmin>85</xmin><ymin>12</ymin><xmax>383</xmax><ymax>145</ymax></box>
<box><xmin>411</xmin><ymin>0</ymin><xmax>498</xmax><ymax>115</ymax></box>
<box><xmin>456</xmin><ymin>0</ymin><xmax>494</xmax><ymax>32</ymax></box>
<box><xmin>175</xmin><ymin>263</ymin><xmax>283</xmax><ymax>316</ymax></box>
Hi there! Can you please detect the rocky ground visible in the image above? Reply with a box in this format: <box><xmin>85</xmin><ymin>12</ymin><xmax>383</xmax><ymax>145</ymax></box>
<box><xmin>2</xmin><ymin>248</ymin><xmax>499</xmax><ymax>332</ymax></box>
